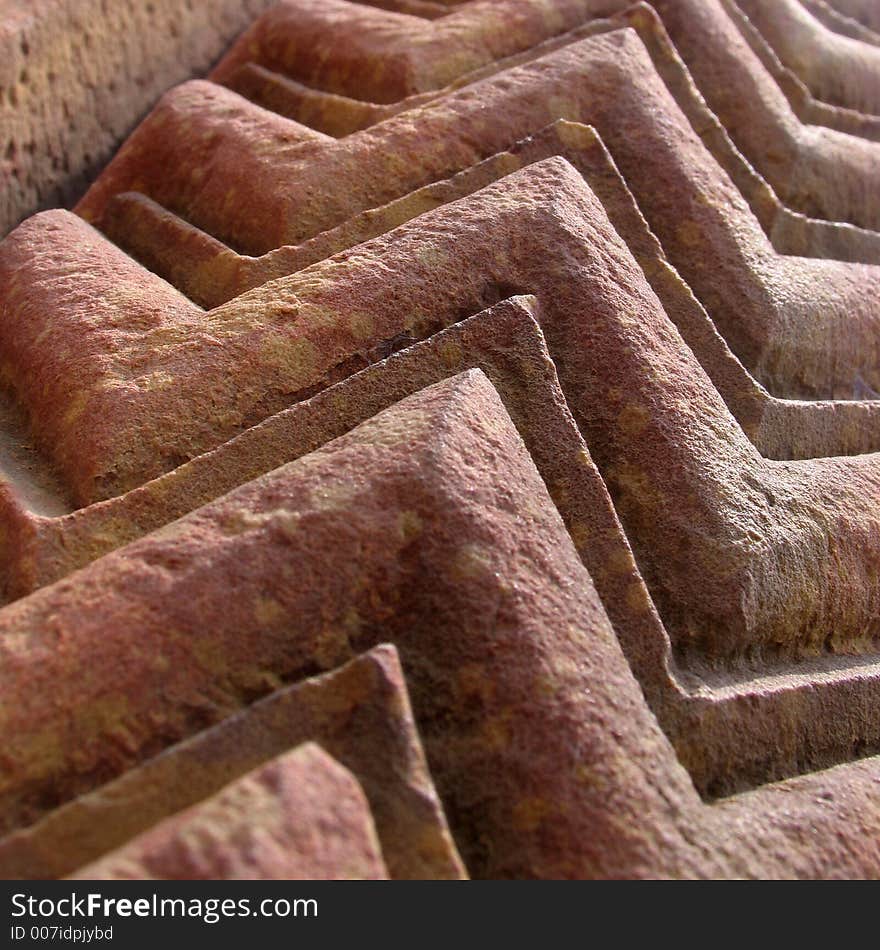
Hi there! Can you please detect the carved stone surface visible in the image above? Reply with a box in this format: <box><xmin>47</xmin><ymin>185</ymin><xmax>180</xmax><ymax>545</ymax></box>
<box><xmin>736</xmin><ymin>0</ymin><xmax>880</xmax><ymax>116</ymax></box>
<box><xmin>0</xmin><ymin>0</ymin><xmax>282</xmax><ymax>236</ymax></box>
<box><xmin>814</xmin><ymin>0</ymin><xmax>880</xmax><ymax>38</ymax></box>
<box><xmin>0</xmin><ymin>645</ymin><xmax>465</xmax><ymax>880</ymax></box>
<box><xmin>70</xmin><ymin>744</ymin><xmax>391</xmax><ymax>880</ymax></box>
<box><xmin>0</xmin><ymin>0</ymin><xmax>878</xmax><ymax>880</ymax></box>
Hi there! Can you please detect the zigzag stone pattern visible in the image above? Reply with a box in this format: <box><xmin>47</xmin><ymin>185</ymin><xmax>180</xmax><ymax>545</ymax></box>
<box><xmin>638</xmin><ymin>0</ymin><xmax>880</xmax><ymax>232</ymax></box>
<box><xmin>71</xmin><ymin>33</ymin><xmax>880</xmax><ymax>372</ymax></box>
<box><xmin>0</xmin><ymin>645</ymin><xmax>465</xmax><ymax>879</ymax></box>
<box><xmin>120</xmin><ymin>2</ymin><xmax>880</xmax><ymax>264</ymax></box>
<box><xmin>734</xmin><ymin>0</ymin><xmax>880</xmax><ymax>116</ymax></box>
<box><xmin>70</xmin><ymin>743</ymin><xmax>393</xmax><ymax>880</ymax></box>
<box><xmin>2</xmin><ymin>35</ymin><xmax>878</xmax><ymax>506</ymax></box>
<box><xmin>827</xmin><ymin>0</ymin><xmax>880</xmax><ymax>33</ymax></box>
<box><xmin>204</xmin><ymin>0</ymin><xmax>880</xmax><ymax>232</ymax></box>
<box><xmin>0</xmin><ymin>0</ymin><xmax>878</xmax><ymax>880</ymax></box>
<box><xmin>0</xmin><ymin>0</ymin><xmax>282</xmax><ymax>237</ymax></box>
<box><xmin>9</xmin><ymin>154</ymin><xmax>880</xmax><ymax>490</ymax></box>
<box><xmin>26</xmin><ymin>163</ymin><xmax>880</xmax><ymax>672</ymax></box>
<box><xmin>800</xmin><ymin>0</ymin><xmax>880</xmax><ymax>42</ymax></box>
<box><xmin>0</xmin><ymin>368</ymin><xmax>878</xmax><ymax>878</ymax></box>
<box><xmin>0</xmin><ymin>290</ymin><xmax>868</xmax><ymax>801</ymax></box>
<box><xmin>723</xmin><ymin>0</ymin><xmax>880</xmax><ymax>143</ymax></box>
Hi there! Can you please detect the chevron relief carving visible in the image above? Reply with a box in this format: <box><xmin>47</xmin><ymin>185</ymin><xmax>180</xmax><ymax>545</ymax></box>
<box><xmin>725</xmin><ymin>0</ymin><xmax>880</xmax><ymax>142</ymax></box>
<box><xmin>801</xmin><ymin>0</ymin><xmax>880</xmax><ymax>40</ymax></box>
<box><xmin>0</xmin><ymin>367</ymin><xmax>877</xmax><ymax>877</ymax></box>
<box><xmin>70</xmin><ymin>743</ymin><xmax>394</xmax><ymax>880</ymax></box>
<box><xmin>735</xmin><ymin>0</ymin><xmax>880</xmax><ymax>116</ymax></box>
<box><xmin>1</xmin><ymin>645</ymin><xmax>464</xmax><ymax>880</ymax></box>
<box><xmin>117</xmin><ymin>3</ymin><xmax>880</xmax><ymax>266</ymax></box>
<box><xmin>3</xmin><ymin>155</ymin><xmax>879</xmax><ymax>509</ymax></box>
<box><xmin>0</xmin><ymin>0</ymin><xmax>878</xmax><ymax>880</ymax></box>
<box><xmin>825</xmin><ymin>0</ymin><xmax>880</xmax><ymax>33</ymax></box>
<box><xmin>2</xmin><ymin>158</ymin><xmax>880</xmax><ymax>792</ymax></box>
<box><xmin>204</xmin><ymin>0</ymin><xmax>880</xmax><ymax>231</ymax></box>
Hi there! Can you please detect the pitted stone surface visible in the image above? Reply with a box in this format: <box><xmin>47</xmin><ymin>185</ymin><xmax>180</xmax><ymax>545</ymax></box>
<box><xmin>0</xmin><ymin>645</ymin><xmax>465</xmax><ymax>880</ymax></box>
<box><xmin>0</xmin><ymin>0</ymin><xmax>878</xmax><ymax>880</ymax></box>
<box><xmin>70</xmin><ymin>744</ymin><xmax>391</xmax><ymax>880</ymax></box>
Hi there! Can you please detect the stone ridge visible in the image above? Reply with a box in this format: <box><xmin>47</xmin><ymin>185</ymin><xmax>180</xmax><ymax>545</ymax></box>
<box><xmin>0</xmin><ymin>0</ymin><xmax>878</xmax><ymax>880</ymax></box>
<box><xmin>5</xmin><ymin>162</ymin><xmax>880</xmax><ymax>675</ymax></box>
<box><xmin>0</xmin><ymin>292</ymin><xmax>870</xmax><ymax>804</ymax></box>
<box><xmin>0</xmin><ymin>367</ymin><xmax>878</xmax><ymax>877</ymax></box>
<box><xmin>0</xmin><ymin>132</ymin><xmax>877</xmax><ymax>607</ymax></box>
<box><xmin>736</xmin><ymin>0</ymin><xmax>880</xmax><ymax>115</ymax></box>
<box><xmin>726</xmin><ymin>0</ymin><xmax>880</xmax><ymax>141</ymax></box>
<box><xmin>206</xmin><ymin>0</ymin><xmax>880</xmax><ymax>231</ymax></box>
<box><xmin>0</xmin><ymin>645</ymin><xmax>466</xmax><ymax>880</ymax></box>
<box><xmin>71</xmin><ymin>743</ymin><xmax>392</xmax><ymax>880</ymax></box>
<box><xmin>826</xmin><ymin>0</ymin><xmax>880</xmax><ymax>32</ymax></box>
<box><xmin>0</xmin><ymin>0</ymin><xmax>284</xmax><ymax>237</ymax></box>
<box><xmin>4</xmin><ymin>46</ymin><xmax>880</xmax><ymax>502</ymax></box>
<box><xmin>3</xmin><ymin>0</ymin><xmax>876</xmax><ymax>234</ymax></box>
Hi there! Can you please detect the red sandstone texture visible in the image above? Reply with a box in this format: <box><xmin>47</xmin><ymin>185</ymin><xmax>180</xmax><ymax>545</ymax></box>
<box><xmin>735</xmin><ymin>0</ymin><xmax>880</xmax><ymax>116</ymax></box>
<box><xmin>0</xmin><ymin>0</ymin><xmax>283</xmax><ymax>236</ymax></box>
<box><xmin>0</xmin><ymin>0</ymin><xmax>878</xmax><ymax>880</ymax></box>
<box><xmin>0</xmin><ymin>370</ymin><xmax>879</xmax><ymax>878</ymax></box>
<box><xmin>723</xmin><ymin>0</ymin><xmax>880</xmax><ymax>143</ymax></box>
<box><xmin>203</xmin><ymin>0</ymin><xmax>880</xmax><ymax>231</ymax></box>
<box><xmin>3</xmin><ymin>32</ymin><xmax>878</xmax><ymax>506</ymax></box>
<box><xmin>823</xmin><ymin>0</ymin><xmax>880</xmax><ymax>35</ymax></box>
<box><xmin>0</xmin><ymin>645</ymin><xmax>464</xmax><ymax>879</ymax></box>
<box><xmin>71</xmin><ymin>744</ymin><xmax>392</xmax><ymax>880</ymax></box>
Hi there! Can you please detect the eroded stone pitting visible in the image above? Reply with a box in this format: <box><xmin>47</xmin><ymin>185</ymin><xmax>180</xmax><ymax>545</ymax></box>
<box><xmin>60</xmin><ymin>30</ymin><xmax>880</xmax><ymax>403</ymax></box>
<box><xmin>71</xmin><ymin>743</ymin><xmax>392</xmax><ymax>880</ymax></box>
<box><xmin>0</xmin><ymin>365</ymin><xmax>878</xmax><ymax>877</ymax></box>
<box><xmin>204</xmin><ymin>0</ymin><xmax>880</xmax><ymax>232</ymax></box>
<box><xmin>0</xmin><ymin>0</ymin><xmax>878</xmax><ymax>880</ymax></box>
<box><xmin>0</xmin><ymin>645</ymin><xmax>464</xmax><ymax>880</ymax></box>
<box><xmin>0</xmin><ymin>0</ymin><xmax>288</xmax><ymax>238</ymax></box>
<box><xmin>96</xmin><ymin>122</ymin><xmax>880</xmax><ymax>462</ymax></box>
<box><xmin>5</xmin><ymin>152</ymin><xmax>880</xmax><ymax>505</ymax></box>
<box><xmin>1</xmin><ymin>156</ymin><xmax>880</xmax><ymax>795</ymax></box>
